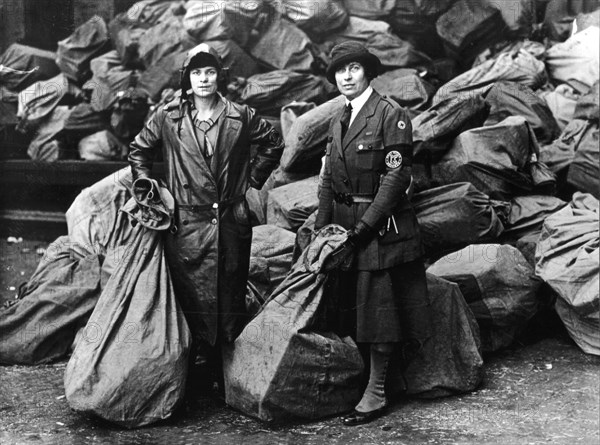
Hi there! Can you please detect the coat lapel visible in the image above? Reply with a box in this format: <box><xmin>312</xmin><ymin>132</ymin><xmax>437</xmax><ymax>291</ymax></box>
<box><xmin>170</xmin><ymin>106</ymin><xmax>217</xmax><ymax>189</ymax></box>
<box><xmin>215</xmin><ymin>102</ymin><xmax>242</xmax><ymax>186</ymax></box>
<box><xmin>342</xmin><ymin>91</ymin><xmax>379</xmax><ymax>150</ymax></box>
<box><xmin>332</xmin><ymin>105</ymin><xmax>345</xmax><ymax>160</ymax></box>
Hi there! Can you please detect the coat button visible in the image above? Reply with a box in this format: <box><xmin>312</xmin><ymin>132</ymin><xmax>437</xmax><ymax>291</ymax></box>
<box><xmin>358</xmin><ymin>144</ymin><xmax>364</xmax><ymax>150</ymax></box>
<box><xmin>183</xmin><ymin>183</ymin><xmax>189</xmax><ymax>189</ymax></box>
<box><xmin>211</xmin><ymin>218</ymin><xmax>217</xmax><ymax>225</ymax></box>
<box><xmin>182</xmin><ymin>219</ymin><xmax>189</xmax><ymax>225</ymax></box>
<box><xmin>183</xmin><ymin>257</ymin><xmax>190</xmax><ymax>263</ymax></box>
<box><xmin>212</xmin><ymin>203</ymin><xmax>218</xmax><ymax>209</ymax></box>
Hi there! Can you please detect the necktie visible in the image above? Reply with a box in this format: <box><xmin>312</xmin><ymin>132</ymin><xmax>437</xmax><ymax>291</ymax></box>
<box><xmin>340</xmin><ymin>103</ymin><xmax>352</xmax><ymax>139</ymax></box>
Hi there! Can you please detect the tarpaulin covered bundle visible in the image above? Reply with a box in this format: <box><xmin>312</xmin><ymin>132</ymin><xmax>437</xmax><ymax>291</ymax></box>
<box><xmin>247</xmin><ymin>225</ymin><xmax>296</xmax><ymax>315</ymax></box>
<box><xmin>387</xmin><ymin>0</ymin><xmax>455</xmax><ymax>56</ymax></box>
<box><xmin>575</xmin><ymin>8</ymin><xmax>600</xmax><ymax>32</ymax></box>
<box><xmin>279</xmin><ymin>0</ymin><xmax>349</xmax><ymax>38</ymax></box>
<box><xmin>543</xmin><ymin>0</ymin><xmax>600</xmax><ymax>41</ymax></box>
<box><xmin>484</xmin><ymin>81</ymin><xmax>561</xmax><ymax>145</ymax></box>
<box><xmin>364</xmin><ymin>33</ymin><xmax>432</xmax><ymax>71</ymax></box>
<box><xmin>137</xmin><ymin>50</ymin><xmax>188</xmax><ymax>102</ymax></box>
<box><xmin>280</xmin><ymin>101</ymin><xmax>316</xmax><ymax>139</ymax></box>
<box><xmin>412</xmin><ymin>183</ymin><xmax>505</xmax><ymax>257</ymax></box>
<box><xmin>240</xmin><ymin>71</ymin><xmax>335</xmax><ymax>117</ymax></box>
<box><xmin>412</xmin><ymin>94</ymin><xmax>489</xmax><ymax>161</ymax></box>
<box><xmin>183</xmin><ymin>0</ymin><xmax>262</xmax><ymax>47</ymax></box>
<box><xmin>84</xmin><ymin>50</ymin><xmax>138</xmax><ymax>112</ymax></box>
<box><xmin>202</xmin><ymin>39</ymin><xmax>260</xmax><ymax>80</ymax></box>
<box><xmin>429</xmin><ymin>244</ymin><xmax>542</xmax><ymax>352</ymax></box>
<box><xmin>248</xmin><ymin>13</ymin><xmax>317</xmax><ymax>72</ymax></box>
<box><xmin>539</xmin><ymin>83</ymin><xmax>579</xmax><ymax>130</ymax></box>
<box><xmin>27</xmin><ymin>106</ymin><xmax>72</xmax><ymax>161</ymax></box>
<box><xmin>279</xmin><ymin>95</ymin><xmax>344</xmax><ymax>172</ymax></box>
<box><xmin>65</xmin><ymin>167</ymin><xmax>135</xmax><ymax>282</ymax></box>
<box><xmin>137</xmin><ymin>5</ymin><xmax>193</xmax><ymax>70</ymax></box>
<box><xmin>501</xmin><ymin>195</ymin><xmax>568</xmax><ymax>240</ymax></box>
<box><xmin>0</xmin><ymin>43</ymin><xmax>60</xmax><ymax>91</ymax></box>
<box><xmin>389</xmin><ymin>273</ymin><xmax>483</xmax><ymax>398</ymax></box>
<box><xmin>56</xmin><ymin>16</ymin><xmax>111</xmax><ymax>83</ymax></box>
<box><xmin>78</xmin><ymin>130</ymin><xmax>127</xmax><ymax>161</ymax></box>
<box><xmin>540</xmin><ymin>119</ymin><xmax>591</xmax><ymax>174</ymax></box>
<box><xmin>60</xmin><ymin>103</ymin><xmax>110</xmax><ymax>141</ymax></box>
<box><xmin>65</xmin><ymin>189</ymin><xmax>191</xmax><ymax>428</ymax></box>
<box><xmin>431</xmin><ymin>116</ymin><xmax>556</xmax><ymax>200</ymax></box>
<box><xmin>435</xmin><ymin>0</ymin><xmax>508</xmax><ymax>65</ymax></box>
<box><xmin>545</xmin><ymin>25</ymin><xmax>600</xmax><ymax>93</ymax></box>
<box><xmin>326</xmin><ymin>16</ymin><xmax>393</xmax><ymax>44</ymax></box>
<box><xmin>253</xmin><ymin>167</ymin><xmax>318</xmax><ymax>224</ymax></box>
<box><xmin>535</xmin><ymin>193</ymin><xmax>600</xmax><ymax>355</ymax></box>
<box><xmin>0</xmin><ymin>86</ymin><xmax>18</xmax><ymax>130</ymax></box>
<box><xmin>567</xmin><ymin>122</ymin><xmax>599</xmax><ymax>198</ymax></box>
<box><xmin>492</xmin><ymin>0</ymin><xmax>537</xmax><ymax>38</ymax></box>
<box><xmin>472</xmin><ymin>39</ymin><xmax>547</xmax><ymax>68</ymax></box>
<box><xmin>223</xmin><ymin>225</ymin><xmax>363</xmax><ymax>422</ymax></box>
<box><xmin>573</xmin><ymin>81</ymin><xmax>599</xmax><ymax>121</ymax></box>
<box><xmin>343</xmin><ymin>0</ymin><xmax>396</xmax><ymax>19</ymax></box>
<box><xmin>433</xmin><ymin>49</ymin><xmax>547</xmax><ymax>105</ymax></box>
<box><xmin>110</xmin><ymin>90</ymin><xmax>149</xmax><ymax>142</ymax></box>
<box><xmin>267</xmin><ymin>175</ymin><xmax>319</xmax><ymax>231</ymax></box>
<box><xmin>0</xmin><ymin>237</ymin><xmax>101</xmax><ymax>365</ymax></box>
<box><xmin>17</xmin><ymin>74</ymin><xmax>80</xmax><ymax>134</ymax></box>
<box><xmin>371</xmin><ymin>69</ymin><xmax>435</xmax><ymax>112</ymax></box>
<box><xmin>108</xmin><ymin>0</ymin><xmax>176</xmax><ymax>68</ymax></box>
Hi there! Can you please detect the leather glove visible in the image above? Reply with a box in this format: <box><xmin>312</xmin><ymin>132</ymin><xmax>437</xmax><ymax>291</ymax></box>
<box><xmin>346</xmin><ymin>220</ymin><xmax>376</xmax><ymax>247</ymax></box>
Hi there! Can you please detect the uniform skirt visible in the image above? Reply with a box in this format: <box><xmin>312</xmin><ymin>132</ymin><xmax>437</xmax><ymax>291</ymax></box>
<box><xmin>326</xmin><ymin>260</ymin><xmax>432</xmax><ymax>343</ymax></box>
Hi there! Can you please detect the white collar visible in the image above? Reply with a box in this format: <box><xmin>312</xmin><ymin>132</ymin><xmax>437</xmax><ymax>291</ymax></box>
<box><xmin>345</xmin><ymin>85</ymin><xmax>373</xmax><ymax>115</ymax></box>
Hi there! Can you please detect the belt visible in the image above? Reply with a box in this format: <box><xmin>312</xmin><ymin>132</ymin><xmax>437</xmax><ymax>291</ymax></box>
<box><xmin>178</xmin><ymin>195</ymin><xmax>245</xmax><ymax>212</ymax></box>
<box><xmin>333</xmin><ymin>191</ymin><xmax>374</xmax><ymax>206</ymax></box>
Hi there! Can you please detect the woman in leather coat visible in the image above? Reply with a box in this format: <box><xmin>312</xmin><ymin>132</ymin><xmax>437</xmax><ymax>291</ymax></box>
<box><xmin>128</xmin><ymin>43</ymin><xmax>284</xmax><ymax>369</ymax></box>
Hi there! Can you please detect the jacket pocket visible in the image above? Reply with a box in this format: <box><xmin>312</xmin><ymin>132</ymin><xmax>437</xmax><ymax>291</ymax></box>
<box><xmin>355</xmin><ymin>137</ymin><xmax>384</xmax><ymax>171</ymax></box>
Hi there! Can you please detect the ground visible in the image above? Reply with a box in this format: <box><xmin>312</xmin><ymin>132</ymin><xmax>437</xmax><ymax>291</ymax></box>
<box><xmin>1</xmin><ymin>239</ymin><xmax>599</xmax><ymax>445</ymax></box>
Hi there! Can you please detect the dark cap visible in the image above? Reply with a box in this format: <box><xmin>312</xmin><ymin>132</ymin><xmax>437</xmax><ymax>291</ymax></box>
<box><xmin>325</xmin><ymin>41</ymin><xmax>381</xmax><ymax>84</ymax></box>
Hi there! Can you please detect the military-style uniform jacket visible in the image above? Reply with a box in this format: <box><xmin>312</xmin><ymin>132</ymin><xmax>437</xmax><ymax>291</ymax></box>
<box><xmin>129</xmin><ymin>95</ymin><xmax>284</xmax><ymax>345</ymax></box>
<box><xmin>315</xmin><ymin>89</ymin><xmax>423</xmax><ymax>271</ymax></box>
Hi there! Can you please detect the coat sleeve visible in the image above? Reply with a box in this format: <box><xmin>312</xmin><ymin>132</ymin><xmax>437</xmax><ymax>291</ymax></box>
<box><xmin>128</xmin><ymin>108</ymin><xmax>166</xmax><ymax>182</ymax></box>
<box><xmin>360</xmin><ymin>105</ymin><xmax>413</xmax><ymax>230</ymax></box>
<box><xmin>314</xmin><ymin>134</ymin><xmax>334</xmax><ymax>230</ymax></box>
<box><xmin>247</xmin><ymin>107</ymin><xmax>285</xmax><ymax>189</ymax></box>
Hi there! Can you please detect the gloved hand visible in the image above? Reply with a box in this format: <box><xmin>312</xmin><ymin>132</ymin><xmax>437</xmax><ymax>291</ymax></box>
<box><xmin>346</xmin><ymin>220</ymin><xmax>376</xmax><ymax>247</ymax></box>
<box><xmin>321</xmin><ymin>222</ymin><xmax>374</xmax><ymax>272</ymax></box>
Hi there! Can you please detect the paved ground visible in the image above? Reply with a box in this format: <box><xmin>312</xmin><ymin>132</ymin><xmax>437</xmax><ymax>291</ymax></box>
<box><xmin>1</xmin><ymin>239</ymin><xmax>599</xmax><ymax>445</ymax></box>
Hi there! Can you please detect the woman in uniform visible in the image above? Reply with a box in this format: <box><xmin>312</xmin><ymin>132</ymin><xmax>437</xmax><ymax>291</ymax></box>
<box><xmin>315</xmin><ymin>41</ymin><xmax>432</xmax><ymax>425</ymax></box>
<box><xmin>128</xmin><ymin>43</ymin><xmax>284</xmax><ymax>376</ymax></box>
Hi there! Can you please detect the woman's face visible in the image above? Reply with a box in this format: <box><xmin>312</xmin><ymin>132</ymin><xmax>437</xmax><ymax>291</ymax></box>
<box><xmin>189</xmin><ymin>66</ymin><xmax>219</xmax><ymax>98</ymax></box>
<box><xmin>335</xmin><ymin>62</ymin><xmax>369</xmax><ymax>101</ymax></box>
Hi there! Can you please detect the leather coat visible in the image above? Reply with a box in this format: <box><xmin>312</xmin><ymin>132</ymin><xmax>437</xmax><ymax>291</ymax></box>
<box><xmin>128</xmin><ymin>96</ymin><xmax>283</xmax><ymax>345</ymax></box>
